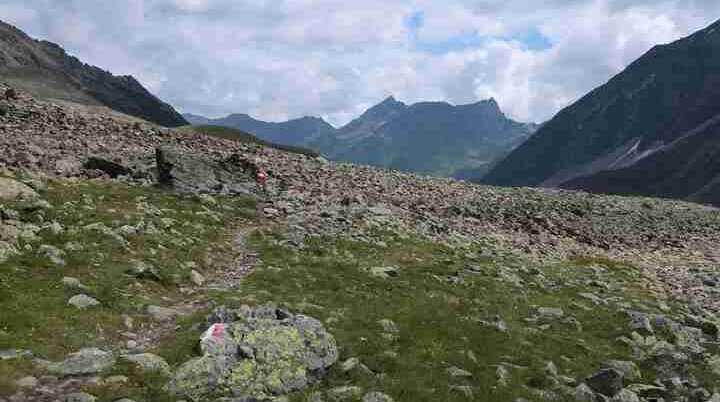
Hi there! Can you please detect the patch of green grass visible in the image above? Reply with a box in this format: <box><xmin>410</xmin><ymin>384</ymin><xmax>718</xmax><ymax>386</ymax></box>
<box><xmin>86</xmin><ymin>360</ymin><xmax>173</xmax><ymax>402</ymax></box>
<box><xmin>231</xmin><ymin>232</ymin><xmax>675</xmax><ymax>402</ymax></box>
<box><xmin>0</xmin><ymin>178</ymin><xmax>256</xmax><ymax>392</ymax></box>
<box><xmin>178</xmin><ymin>125</ymin><xmax>321</xmax><ymax>157</ymax></box>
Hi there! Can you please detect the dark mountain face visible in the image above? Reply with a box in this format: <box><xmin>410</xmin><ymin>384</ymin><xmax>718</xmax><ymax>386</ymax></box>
<box><xmin>484</xmin><ymin>18</ymin><xmax>720</xmax><ymax>204</ymax></box>
<box><xmin>562</xmin><ymin>114</ymin><xmax>720</xmax><ymax>205</ymax></box>
<box><xmin>183</xmin><ymin>113</ymin><xmax>336</xmax><ymax>147</ymax></box>
<box><xmin>0</xmin><ymin>21</ymin><xmax>187</xmax><ymax>127</ymax></box>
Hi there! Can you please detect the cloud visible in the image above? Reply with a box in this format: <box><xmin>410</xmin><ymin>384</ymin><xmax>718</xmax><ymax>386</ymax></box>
<box><xmin>1</xmin><ymin>0</ymin><xmax>719</xmax><ymax>125</ymax></box>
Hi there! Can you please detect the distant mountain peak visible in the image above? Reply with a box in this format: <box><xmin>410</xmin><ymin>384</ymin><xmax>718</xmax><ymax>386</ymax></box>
<box><xmin>379</xmin><ymin>95</ymin><xmax>402</xmax><ymax>105</ymax></box>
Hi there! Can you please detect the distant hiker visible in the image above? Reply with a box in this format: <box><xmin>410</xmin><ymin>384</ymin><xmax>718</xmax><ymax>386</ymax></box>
<box><xmin>256</xmin><ymin>169</ymin><xmax>268</xmax><ymax>192</ymax></box>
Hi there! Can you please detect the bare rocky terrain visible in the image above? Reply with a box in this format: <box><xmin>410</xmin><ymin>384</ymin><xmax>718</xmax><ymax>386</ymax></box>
<box><xmin>2</xmin><ymin>86</ymin><xmax>720</xmax><ymax>402</ymax></box>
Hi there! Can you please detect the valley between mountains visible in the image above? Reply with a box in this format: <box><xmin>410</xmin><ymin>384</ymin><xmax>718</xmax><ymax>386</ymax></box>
<box><xmin>1</xmin><ymin>13</ymin><xmax>720</xmax><ymax>402</ymax></box>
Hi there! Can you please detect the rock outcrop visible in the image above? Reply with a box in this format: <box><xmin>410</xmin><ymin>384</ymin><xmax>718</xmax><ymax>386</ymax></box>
<box><xmin>155</xmin><ymin>146</ymin><xmax>258</xmax><ymax>194</ymax></box>
<box><xmin>169</xmin><ymin>304</ymin><xmax>338</xmax><ymax>401</ymax></box>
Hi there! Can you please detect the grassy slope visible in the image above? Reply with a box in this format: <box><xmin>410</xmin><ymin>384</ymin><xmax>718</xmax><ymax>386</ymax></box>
<box><xmin>0</xmin><ymin>177</ymin><xmax>256</xmax><ymax>398</ymax></box>
<box><xmin>177</xmin><ymin>125</ymin><xmax>321</xmax><ymax>158</ymax></box>
<box><xmin>1</xmin><ymin>177</ymin><xmax>717</xmax><ymax>401</ymax></box>
<box><xmin>234</xmin><ymin>233</ymin><xmax>683</xmax><ymax>401</ymax></box>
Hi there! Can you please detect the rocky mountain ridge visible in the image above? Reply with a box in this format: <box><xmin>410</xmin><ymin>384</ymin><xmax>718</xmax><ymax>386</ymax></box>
<box><xmin>484</xmin><ymin>18</ymin><xmax>720</xmax><ymax>205</ymax></box>
<box><xmin>187</xmin><ymin>96</ymin><xmax>535</xmax><ymax>178</ymax></box>
<box><xmin>184</xmin><ymin>112</ymin><xmax>336</xmax><ymax>147</ymax></box>
<box><xmin>0</xmin><ymin>20</ymin><xmax>187</xmax><ymax>127</ymax></box>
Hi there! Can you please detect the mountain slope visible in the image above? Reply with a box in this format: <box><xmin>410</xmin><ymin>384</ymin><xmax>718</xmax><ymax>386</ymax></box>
<box><xmin>562</xmin><ymin>113</ymin><xmax>720</xmax><ymax>205</ymax></box>
<box><xmin>319</xmin><ymin>98</ymin><xmax>534</xmax><ymax>176</ymax></box>
<box><xmin>183</xmin><ymin>113</ymin><xmax>336</xmax><ymax>147</ymax></box>
<box><xmin>0</xmin><ymin>20</ymin><xmax>187</xmax><ymax>127</ymax></box>
<box><xmin>483</xmin><ymin>18</ymin><xmax>720</xmax><ymax>201</ymax></box>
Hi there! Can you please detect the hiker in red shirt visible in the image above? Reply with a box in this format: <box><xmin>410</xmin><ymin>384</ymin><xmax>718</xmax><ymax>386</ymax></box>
<box><xmin>256</xmin><ymin>169</ymin><xmax>268</xmax><ymax>192</ymax></box>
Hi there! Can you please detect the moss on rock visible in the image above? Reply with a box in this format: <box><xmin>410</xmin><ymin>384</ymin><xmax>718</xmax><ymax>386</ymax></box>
<box><xmin>168</xmin><ymin>304</ymin><xmax>338</xmax><ymax>401</ymax></box>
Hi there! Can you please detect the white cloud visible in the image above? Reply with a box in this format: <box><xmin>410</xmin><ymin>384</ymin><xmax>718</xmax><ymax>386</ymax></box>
<box><xmin>2</xmin><ymin>0</ymin><xmax>720</xmax><ymax>125</ymax></box>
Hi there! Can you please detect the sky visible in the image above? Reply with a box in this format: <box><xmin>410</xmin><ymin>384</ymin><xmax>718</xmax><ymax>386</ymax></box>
<box><xmin>2</xmin><ymin>0</ymin><xmax>719</xmax><ymax>126</ymax></box>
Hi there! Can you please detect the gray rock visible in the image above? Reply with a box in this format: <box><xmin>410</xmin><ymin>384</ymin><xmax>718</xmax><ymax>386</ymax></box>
<box><xmin>83</xmin><ymin>156</ymin><xmax>131</xmax><ymax>178</ymax></box>
<box><xmin>628</xmin><ymin>311</ymin><xmax>653</xmax><ymax>334</ymax></box>
<box><xmin>0</xmin><ymin>349</ymin><xmax>32</xmax><ymax>360</ymax></box>
<box><xmin>586</xmin><ymin>368</ymin><xmax>623</xmax><ymax>397</ymax></box>
<box><xmin>447</xmin><ymin>366</ymin><xmax>472</xmax><ymax>378</ymax></box>
<box><xmin>62</xmin><ymin>277</ymin><xmax>89</xmax><ymax>291</ymax></box>
<box><xmin>120</xmin><ymin>353</ymin><xmax>170</xmax><ymax>375</ymax></box>
<box><xmin>611</xmin><ymin>389</ymin><xmax>640</xmax><ymax>402</ymax></box>
<box><xmin>601</xmin><ymin>360</ymin><xmax>641</xmax><ymax>382</ymax></box>
<box><xmin>683</xmin><ymin>314</ymin><xmax>720</xmax><ymax>338</ymax></box>
<box><xmin>307</xmin><ymin>391</ymin><xmax>325</xmax><ymax>402</ymax></box>
<box><xmin>0</xmin><ymin>177</ymin><xmax>39</xmax><ymax>200</ymax></box>
<box><xmin>127</xmin><ymin>261</ymin><xmax>161</xmax><ymax>282</ymax></box>
<box><xmin>538</xmin><ymin>307</ymin><xmax>565</xmax><ymax>318</ymax></box>
<box><xmin>341</xmin><ymin>357</ymin><xmax>372</xmax><ymax>374</ymax></box>
<box><xmin>15</xmin><ymin>376</ymin><xmax>38</xmax><ymax>388</ymax></box>
<box><xmin>38</xmin><ymin>244</ymin><xmax>65</xmax><ymax>265</ymax></box>
<box><xmin>46</xmin><ymin>348</ymin><xmax>115</xmax><ymax>376</ymax></box>
<box><xmin>155</xmin><ymin>146</ymin><xmax>257</xmax><ymax>194</ymax></box>
<box><xmin>327</xmin><ymin>386</ymin><xmax>363</xmax><ymax>402</ymax></box>
<box><xmin>62</xmin><ymin>392</ymin><xmax>97</xmax><ymax>402</ymax></box>
<box><xmin>362</xmin><ymin>392</ymin><xmax>393</xmax><ymax>402</ymax></box>
<box><xmin>572</xmin><ymin>383</ymin><xmax>597</xmax><ymax>402</ymax></box>
<box><xmin>190</xmin><ymin>269</ymin><xmax>205</xmax><ymax>286</ymax></box>
<box><xmin>369</xmin><ymin>266</ymin><xmax>399</xmax><ymax>279</ymax></box>
<box><xmin>54</xmin><ymin>157</ymin><xmax>83</xmax><ymax>176</ymax></box>
<box><xmin>68</xmin><ymin>294</ymin><xmax>100</xmax><ymax>309</ymax></box>
<box><xmin>168</xmin><ymin>304</ymin><xmax>338</xmax><ymax>401</ymax></box>
<box><xmin>145</xmin><ymin>305</ymin><xmax>181</xmax><ymax>322</ymax></box>
<box><xmin>624</xmin><ymin>384</ymin><xmax>666</xmax><ymax>399</ymax></box>
<box><xmin>378</xmin><ymin>319</ymin><xmax>399</xmax><ymax>334</ymax></box>
<box><xmin>450</xmin><ymin>385</ymin><xmax>474</xmax><ymax>398</ymax></box>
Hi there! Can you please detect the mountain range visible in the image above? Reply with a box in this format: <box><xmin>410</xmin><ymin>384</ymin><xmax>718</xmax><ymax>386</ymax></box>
<box><xmin>483</xmin><ymin>18</ymin><xmax>720</xmax><ymax>205</ymax></box>
<box><xmin>0</xmin><ymin>21</ymin><xmax>187</xmax><ymax>127</ymax></box>
<box><xmin>5</xmin><ymin>16</ymin><xmax>720</xmax><ymax>206</ymax></box>
<box><xmin>185</xmin><ymin>97</ymin><xmax>536</xmax><ymax>177</ymax></box>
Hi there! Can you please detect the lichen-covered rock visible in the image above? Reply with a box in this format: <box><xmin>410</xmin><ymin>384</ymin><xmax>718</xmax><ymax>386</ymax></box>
<box><xmin>327</xmin><ymin>386</ymin><xmax>363</xmax><ymax>402</ymax></box>
<box><xmin>168</xmin><ymin>304</ymin><xmax>338</xmax><ymax>401</ymax></box>
<box><xmin>120</xmin><ymin>353</ymin><xmax>170</xmax><ymax>375</ymax></box>
<box><xmin>46</xmin><ymin>348</ymin><xmax>115</xmax><ymax>376</ymax></box>
<box><xmin>362</xmin><ymin>392</ymin><xmax>394</xmax><ymax>402</ymax></box>
<box><xmin>601</xmin><ymin>360</ymin><xmax>641</xmax><ymax>382</ymax></box>
<box><xmin>0</xmin><ymin>177</ymin><xmax>39</xmax><ymax>200</ymax></box>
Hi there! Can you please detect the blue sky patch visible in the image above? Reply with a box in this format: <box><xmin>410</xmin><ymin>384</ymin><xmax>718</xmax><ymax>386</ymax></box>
<box><xmin>407</xmin><ymin>10</ymin><xmax>553</xmax><ymax>54</ymax></box>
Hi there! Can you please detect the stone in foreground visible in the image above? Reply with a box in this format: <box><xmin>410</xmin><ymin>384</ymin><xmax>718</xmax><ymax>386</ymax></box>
<box><xmin>45</xmin><ymin>348</ymin><xmax>115</xmax><ymax>376</ymax></box>
<box><xmin>0</xmin><ymin>177</ymin><xmax>39</xmax><ymax>200</ymax></box>
<box><xmin>168</xmin><ymin>304</ymin><xmax>338</xmax><ymax>401</ymax></box>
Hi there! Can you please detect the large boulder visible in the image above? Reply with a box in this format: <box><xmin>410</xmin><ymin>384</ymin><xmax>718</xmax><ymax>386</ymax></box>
<box><xmin>155</xmin><ymin>146</ymin><xmax>257</xmax><ymax>194</ymax></box>
<box><xmin>83</xmin><ymin>157</ymin><xmax>131</xmax><ymax>178</ymax></box>
<box><xmin>168</xmin><ymin>304</ymin><xmax>338</xmax><ymax>401</ymax></box>
<box><xmin>0</xmin><ymin>177</ymin><xmax>39</xmax><ymax>200</ymax></box>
